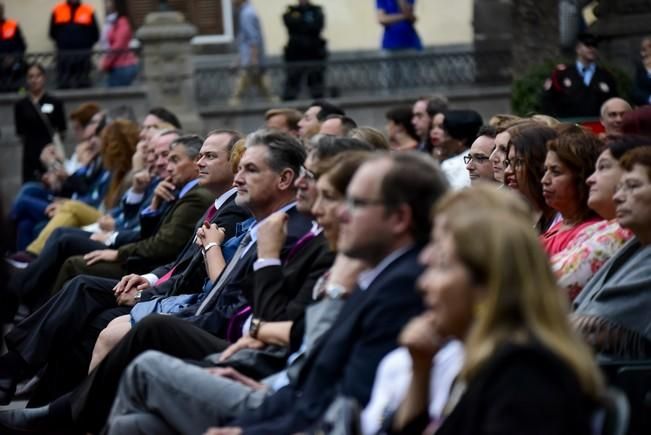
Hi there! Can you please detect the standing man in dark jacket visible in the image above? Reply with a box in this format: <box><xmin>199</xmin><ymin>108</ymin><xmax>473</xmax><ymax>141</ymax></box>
<box><xmin>49</xmin><ymin>0</ymin><xmax>99</xmax><ymax>89</ymax></box>
<box><xmin>0</xmin><ymin>2</ymin><xmax>26</xmax><ymax>92</ymax></box>
<box><xmin>541</xmin><ymin>33</ymin><xmax>618</xmax><ymax>118</ymax></box>
<box><xmin>282</xmin><ymin>0</ymin><xmax>327</xmax><ymax>101</ymax></box>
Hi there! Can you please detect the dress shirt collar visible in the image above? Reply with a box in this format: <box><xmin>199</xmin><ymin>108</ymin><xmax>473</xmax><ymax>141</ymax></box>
<box><xmin>357</xmin><ymin>245</ymin><xmax>413</xmax><ymax>291</ymax></box>
<box><xmin>178</xmin><ymin>179</ymin><xmax>199</xmax><ymax>199</ymax></box>
<box><xmin>214</xmin><ymin>187</ymin><xmax>238</xmax><ymax>210</ymax></box>
<box><xmin>247</xmin><ymin>201</ymin><xmax>297</xmax><ymax>247</ymax></box>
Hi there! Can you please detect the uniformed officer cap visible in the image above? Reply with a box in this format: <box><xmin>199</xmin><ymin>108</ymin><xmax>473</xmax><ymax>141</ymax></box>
<box><xmin>577</xmin><ymin>32</ymin><xmax>600</xmax><ymax>47</ymax></box>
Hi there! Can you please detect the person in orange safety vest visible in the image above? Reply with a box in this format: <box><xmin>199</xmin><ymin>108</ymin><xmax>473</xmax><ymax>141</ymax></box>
<box><xmin>0</xmin><ymin>2</ymin><xmax>27</xmax><ymax>92</ymax></box>
<box><xmin>49</xmin><ymin>0</ymin><xmax>99</xmax><ymax>89</ymax></box>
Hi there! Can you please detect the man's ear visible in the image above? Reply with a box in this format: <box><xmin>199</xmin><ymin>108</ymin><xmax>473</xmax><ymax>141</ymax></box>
<box><xmin>277</xmin><ymin>168</ymin><xmax>296</xmax><ymax>191</ymax></box>
<box><xmin>388</xmin><ymin>203</ymin><xmax>413</xmax><ymax>237</ymax></box>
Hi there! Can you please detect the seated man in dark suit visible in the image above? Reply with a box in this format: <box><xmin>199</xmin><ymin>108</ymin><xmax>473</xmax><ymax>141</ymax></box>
<box><xmin>0</xmin><ymin>130</ymin><xmax>312</xmax><ymax>429</ymax></box>
<box><xmin>0</xmin><ymin>131</ymin><xmax>245</xmax><ymax>406</ymax></box>
<box><xmin>0</xmin><ymin>151</ymin><xmax>448</xmax><ymax>434</ymax></box>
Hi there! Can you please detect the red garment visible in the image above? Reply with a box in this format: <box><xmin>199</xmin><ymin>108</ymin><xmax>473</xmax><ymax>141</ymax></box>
<box><xmin>540</xmin><ymin>217</ymin><xmax>601</xmax><ymax>257</ymax></box>
<box><xmin>100</xmin><ymin>16</ymin><xmax>138</xmax><ymax>71</ymax></box>
<box><xmin>1</xmin><ymin>19</ymin><xmax>17</xmax><ymax>40</ymax></box>
<box><xmin>53</xmin><ymin>2</ymin><xmax>94</xmax><ymax>25</ymax></box>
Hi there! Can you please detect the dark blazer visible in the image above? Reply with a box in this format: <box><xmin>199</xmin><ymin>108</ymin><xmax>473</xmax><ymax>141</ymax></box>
<box><xmin>116</xmin><ymin>184</ymin><xmax>214</xmax><ymax>270</ymax></box>
<box><xmin>247</xmin><ymin>231</ymin><xmax>335</xmax><ymax>322</ymax></box>
<box><xmin>146</xmin><ymin>195</ymin><xmax>251</xmax><ymax>299</ymax></box>
<box><xmin>233</xmin><ymin>246</ymin><xmax>425</xmax><ymax>434</ymax></box>
<box><xmin>632</xmin><ymin>61</ymin><xmax>651</xmax><ymax>107</ymax></box>
<box><xmin>541</xmin><ymin>63</ymin><xmax>618</xmax><ymax>118</ymax></box>
<box><xmin>434</xmin><ymin>341</ymin><xmax>597</xmax><ymax>435</ymax></box>
<box><xmin>177</xmin><ymin>207</ymin><xmax>313</xmax><ymax>337</ymax></box>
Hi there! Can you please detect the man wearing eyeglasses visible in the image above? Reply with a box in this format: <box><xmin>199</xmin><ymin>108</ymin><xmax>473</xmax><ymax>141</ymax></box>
<box><xmin>465</xmin><ymin>125</ymin><xmax>497</xmax><ymax>185</ymax></box>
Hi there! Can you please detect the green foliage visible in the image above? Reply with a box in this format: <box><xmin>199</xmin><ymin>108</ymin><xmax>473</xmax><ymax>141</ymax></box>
<box><xmin>511</xmin><ymin>60</ymin><xmax>633</xmax><ymax>116</ymax></box>
<box><xmin>511</xmin><ymin>60</ymin><xmax>557</xmax><ymax>116</ymax></box>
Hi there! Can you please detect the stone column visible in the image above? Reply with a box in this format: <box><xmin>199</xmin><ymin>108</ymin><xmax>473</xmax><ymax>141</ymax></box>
<box><xmin>473</xmin><ymin>0</ymin><xmax>513</xmax><ymax>83</ymax></box>
<box><xmin>136</xmin><ymin>11</ymin><xmax>202</xmax><ymax>133</ymax></box>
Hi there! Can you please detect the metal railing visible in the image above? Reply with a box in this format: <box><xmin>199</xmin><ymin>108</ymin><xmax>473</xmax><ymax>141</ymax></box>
<box><xmin>0</xmin><ymin>48</ymin><xmax>142</xmax><ymax>93</ymax></box>
<box><xmin>194</xmin><ymin>49</ymin><xmax>512</xmax><ymax>107</ymax></box>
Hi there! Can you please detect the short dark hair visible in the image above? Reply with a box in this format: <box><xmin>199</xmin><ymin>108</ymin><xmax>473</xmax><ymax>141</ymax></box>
<box><xmin>442</xmin><ymin>110</ymin><xmax>483</xmax><ymax>147</ymax></box>
<box><xmin>113</xmin><ymin>0</ymin><xmax>129</xmax><ymax>18</ymax></box>
<box><xmin>26</xmin><ymin>62</ymin><xmax>46</xmax><ymax>76</ymax></box>
<box><xmin>425</xmin><ymin>94</ymin><xmax>449</xmax><ymax>117</ymax></box>
<box><xmin>324</xmin><ymin>114</ymin><xmax>358</xmax><ymax>135</ymax></box>
<box><xmin>608</xmin><ymin>135</ymin><xmax>651</xmax><ymax>160</ymax></box>
<box><xmin>171</xmin><ymin>135</ymin><xmax>205</xmax><ymax>160</ymax></box>
<box><xmin>207</xmin><ymin>129</ymin><xmax>244</xmax><ymax>159</ymax></box>
<box><xmin>386</xmin><ymin>106</ymin><xmax>419</xmax><ymax>141</ymax></box>
<box><xmin>309</xmin><ymin>100</ymin><xmax>346</xmax><ymax>122</ymax></box>
<box><xmin>379</xmin><ymin>152</ymin><xmax>449</xmax><ymax>243</ymax></box>
<box><xmin>477</xmin><ymin>125</ymin><xmax>497</xmax><ymax>139</ymax></box>
<box><xmin>148</xmin><ymin>107</ymin><xmax>182</xmax><ymax>130</ymax></box>
<box><xmin>246</xmin><ymin>130</ymin><xmax>307</xmax><ymax>178</ymax></box>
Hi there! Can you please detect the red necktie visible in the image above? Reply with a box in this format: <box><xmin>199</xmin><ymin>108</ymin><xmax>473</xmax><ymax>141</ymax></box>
<box><xmin>154</xmin><ymin>203</ymin><xmax>218</xmax><ymax>286</ymax></box>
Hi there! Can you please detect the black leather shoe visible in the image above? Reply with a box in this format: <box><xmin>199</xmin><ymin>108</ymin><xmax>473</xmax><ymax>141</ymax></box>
<box><xmin>0</xmin><ymin>406</ymin><xmax>69</xmax><ymax>434</ymax></box>
<box><xmin>0</xmin><ymin>376</ymin><xmax>17</xmax><ymax>406</ymax></box>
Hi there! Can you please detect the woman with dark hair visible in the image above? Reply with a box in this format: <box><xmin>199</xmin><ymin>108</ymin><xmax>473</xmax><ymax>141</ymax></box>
<box><xmin>503</xmin><ymin>124</ymin><xmax>559</xmax><ymax>233</ymax></box>
<box><xmin>573</xmin><ymin>146</ymin><xmax>651</xmax><ymax>359</ymax></box>
<box><xmin>540</xmin><ymin>129</ymin><xmax>605</xmax><ymax>257</ymax></box>
<box><xmin>13</xmin><ymin>63</ymin><xmax>67</xmax><ymax>183</ymax></box>
<box><xmin>385</xmin><ymin>106</ymin><xmax>419</xmax><ymax>151</ymax></box>
<box><xmin>550</xmin><ymin>136</ymin><xmax>647</xmax><ymax>300</ymax></box>
<box><xmin>100</xmin><ymin>0</ymin><xmax>138</xmax><ymax>87</ymax></box>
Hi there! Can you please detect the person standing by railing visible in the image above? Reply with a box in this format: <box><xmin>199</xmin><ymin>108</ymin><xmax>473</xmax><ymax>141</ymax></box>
<box><xmin>99</xmin><ymin>0</ymin><xmax>138</xmax><ymax>87</ymax></box>
<box><xmin>13</xmin><ymin>63</ymin><xmax>67</xmax><ymax>183</ymax></box>
<box><xmin>376</xmin><ymin>0</ymin><xmax>422</xmax><ymax>91</ymax></box>
<box><xmin>281</xmin><ymin>0</ymin><xmax>327</xmax><ymax>101</ymax></box>
<box><xmin>0</xmin><ymin>1</ymin><xmax>26</xmax><ymax>92</ymax></box>
<box><xmin>49</xmin><ymin>0</ymin><xmax>99</xmax><ymax>89</ymax></box>
<box><xmin>228</xmin><ymin>0</ymin><xmax>277</xmax><ymax>106</ymax></box>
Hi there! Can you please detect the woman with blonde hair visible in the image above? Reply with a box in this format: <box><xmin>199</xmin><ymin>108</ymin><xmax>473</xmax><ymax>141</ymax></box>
<box><xmin>387</xmin><ymin>187</ymin><xmax>603</xmax><ymax>435</ymax></box>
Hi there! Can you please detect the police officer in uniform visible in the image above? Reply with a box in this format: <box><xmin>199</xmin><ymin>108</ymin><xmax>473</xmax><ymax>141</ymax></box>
<box><xmin>541</xmin><ymin>33</ymin><xmax>618</xmax><ymax>119</ymax></box>
<box><xmin>49</xmin><ymin>0</ymin><xmax>99</xmax><ymax>89</ymax></box>
<box><xmin>0</xmin><ymin>2</ymin><xmax>26</xmax><ymax>92</ymax></box>
<box><xmin>282</xmin><ymin>0</ymin><xmax>327</xmax><ymax>101</ymax></box>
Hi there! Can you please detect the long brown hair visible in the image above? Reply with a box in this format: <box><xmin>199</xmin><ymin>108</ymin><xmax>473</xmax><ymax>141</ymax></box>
<box><xmin>100</xmin><ymin>120</ymin><xmax>139</xmax><ymax>209</ymax></box>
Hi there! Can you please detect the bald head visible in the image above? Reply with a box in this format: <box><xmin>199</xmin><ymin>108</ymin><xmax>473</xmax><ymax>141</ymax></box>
<box><xmin>601</xmin><ymin>97</ymin><xmax>632</xmax><ymax>136</ymax></box>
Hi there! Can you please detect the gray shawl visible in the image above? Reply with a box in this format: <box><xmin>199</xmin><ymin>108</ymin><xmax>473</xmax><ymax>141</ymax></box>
<box><xmin>574</xmin><ymin>237</ymin><xmax>651</xmax><ymax>342</ymax></box>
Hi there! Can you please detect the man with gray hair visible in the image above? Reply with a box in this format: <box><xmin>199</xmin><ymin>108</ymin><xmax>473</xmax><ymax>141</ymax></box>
<box><xmin>600</xmin><ymin>97</ymin><xmax>632</xmax><ymax>138</ymax></box>
<box><xmin>0</xmin><ymin>131</ymin><xmax>318</xmax><ymax>433</ymax></box>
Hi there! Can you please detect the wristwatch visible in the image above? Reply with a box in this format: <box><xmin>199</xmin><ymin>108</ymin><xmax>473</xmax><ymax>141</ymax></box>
<box><xmin>134</xmin><ymin>290</ymin><xmax>143</xmax><ymax>302</ymax></box>
<box><xmin>250</xmin><ymin>318</ymin><xmax>263</xmax><ymax>339</ymax></box>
